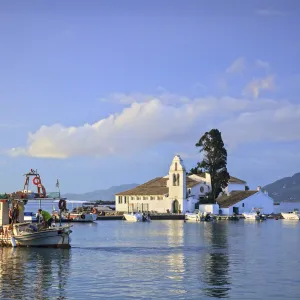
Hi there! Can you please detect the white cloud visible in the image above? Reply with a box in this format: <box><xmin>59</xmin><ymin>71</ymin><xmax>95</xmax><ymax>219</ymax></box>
<box><xmin>100</xmin><ymin>92</ymin><xmax>191</xmax><ymax>105</ymax></box>
<box><xmin>243</xmin><ymin>75</ymin><xmax>275</xmax><ymax>98</ymax></box>
<box><xmin>226</xmin><ymin>57</ymin><xmax>246</xmax><ymax>74</ymax></box>
<box><xmin>255</xmin><ymin>59</ymin><xmax>270</xmax><ymax>70</ymax></box>
<box><xmin>256</xmin><ymin>9</ymin><xmax>289</xmax><ymax>16</ymax></box>
<box><xmin>8</xmin><ymin>93</ymin><xmax>300</xmax><ymax>159</ymax></box>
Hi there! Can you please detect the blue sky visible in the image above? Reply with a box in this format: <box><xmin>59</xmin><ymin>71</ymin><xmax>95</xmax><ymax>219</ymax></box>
<box><xmin>1</xmin><ymin>0</ymin><xmax>300</xmax><ymax>194</ymax></box>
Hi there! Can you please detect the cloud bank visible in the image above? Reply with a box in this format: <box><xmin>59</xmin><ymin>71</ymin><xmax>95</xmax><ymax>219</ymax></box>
<box><xmin>9</xmin><ymin>93</ymin><xmax>300</xmax><ymax>159</ymax></box>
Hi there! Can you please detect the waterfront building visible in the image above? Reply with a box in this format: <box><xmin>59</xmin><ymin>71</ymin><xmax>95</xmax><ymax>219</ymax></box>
<box><xmin>115</xmin><ymin>155</ymin><xmax>273</xmax><ymax>214</ymax></box>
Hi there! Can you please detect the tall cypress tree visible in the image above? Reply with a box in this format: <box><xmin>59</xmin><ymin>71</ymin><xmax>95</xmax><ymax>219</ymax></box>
<box><xmin>190</xmin><ymin>129</ymin><xmax>230</xmax><ymax>202</ymax></box>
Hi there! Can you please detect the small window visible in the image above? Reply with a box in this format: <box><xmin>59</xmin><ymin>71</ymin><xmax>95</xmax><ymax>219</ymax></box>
<box><xmin>124</xmin><ymin>197</ymin><xmax>127</xmax><ymax>204</ymax></box>
<box><xmin>136</xmin><ymin>196</ymin><xmax>141</xmax><ymax>200</ymax></box>
<box><xmin>131</xmin><ymin>197</ymin><xmax>135</xmax><ymax>200</ymax></box>
<box><xmin>173</xmin><ymin>174</ymin><xmax>176</xmax><ymax>186</ymax></box>
<box><xmin>200</xmin><ymin>186</ymin><xmax>204</xmax><ymax>193</ymax></box>
<box><xmin>150</xmin><ymin>196</ymin><xmax>155</xmax><ymax>200</ymax></box>
<box><xmin>176</xmin><ymin>174</ymin><xmax>180</xmax><ymax>186</ymax></box>
<box><xmin>242</xmin><ymin>203</ymin><xmax>244</xmax><ymax>207</ymax></box>
<box><xmin>118</xmin><ymin>196</ymin><xmax>122</xmax><ymax>204</ymax></box>
<box><xmin>175</xmin><ymin>162</ymin><xmax>177</xmax><ymax>171</ymax></box>
<box><xmin>143</xmin><ymin>196</ymin><xmax>148</xmax><ymax>200</ymax></box>
<box><xmin>157</xmin><ymin>196</ymin><xmax>163</xmax><ymax>200</ymax></box>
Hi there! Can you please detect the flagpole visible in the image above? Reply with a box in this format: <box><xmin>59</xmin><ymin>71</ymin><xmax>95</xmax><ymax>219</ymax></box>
<box><xmin>56</xmin><ymin>179</ymin><xmax>62</xmax><ymax>226</ymax></box>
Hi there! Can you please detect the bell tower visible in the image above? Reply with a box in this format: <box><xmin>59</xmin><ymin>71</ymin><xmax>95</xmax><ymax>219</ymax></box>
<box><xmin>167</xmin><ymin>155</ymin><xmax>187</xmax><ymax>212</ymax></box>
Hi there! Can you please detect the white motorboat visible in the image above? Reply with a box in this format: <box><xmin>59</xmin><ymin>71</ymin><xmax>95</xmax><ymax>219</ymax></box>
<box><xmin>243</xmin><ymin>208</ymin><xmax>266</xmax><ymax>221</ymax></box>
<box><xmin>281</xmin><ymin>210</ymin><xmax>300</xmax><ymax>220</ymax></box>
<box><xmin>123</xmin><ymin>212</ymin><xmax>151</xmax><ymax>222</ymax></box>
<box><xmin>185</xmin><ymin>211</ymin><xmax>213</xmax><ymax>222</ymax></box>
<box><xmin>185</xmin><ymin>212</ymin><xmax>200</xmax><ymax>221</ymax></box>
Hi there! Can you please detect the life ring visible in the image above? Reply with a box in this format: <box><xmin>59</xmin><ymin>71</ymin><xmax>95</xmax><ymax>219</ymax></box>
<box><xmin>81</xmin><ymin>214</ymin><xmax>85</xmax><ymax>219</ymax></box>
<box><xmin>32</xmin><ymin>177</ymin><xmax>41</xmax><ymax>185</ymax></box>
<box><xmin>58</xmin><ymin>199</ymin><xmax>67</xmax><ymax>210</ymax></box>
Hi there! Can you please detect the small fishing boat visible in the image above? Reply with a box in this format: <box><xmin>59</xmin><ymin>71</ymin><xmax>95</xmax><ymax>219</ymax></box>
<box><xmin>53</xmin><ymin>211</ymin><xmax>98</xmax><ymax>223</ymax></box>
<box><xmin>0</xmin><ymin>221</ymin><xmax>72</xmax><ymax>248</ymax></box>
<box><xmin>52</xmin><ymin>200</ymin><xmax>98</xmax><ymax>223</ymax></box>
<box><xmin>123</xmin><ymin>212</ymin><xmax>151</xmax><ymax>222</ymax></box>
<box><xmin>243</xmin><ymin>208</ymin><xmax>267</xmax><ymax>221</ymax></box>
<box><xmin>185</xmin><ymin>212</ymin><xmax>200</xmax><ymax>221</ymax></box>
<box><xmin>0</xmin><ymin>169</ymin><xmax>72</xmax><ymax>248</ymax></box>
<box><xmin>281</xmin><ymin>210</ymin><xmax>300</xmax><ymax>220</ymax></box>
<box><xmin>185</xmin><ymin>211</ymin><xmax>213</xmax><ymax>222</ymax></box>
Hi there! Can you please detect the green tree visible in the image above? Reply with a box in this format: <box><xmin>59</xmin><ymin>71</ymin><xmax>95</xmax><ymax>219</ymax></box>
<box><xmin>190</xmin><ymin>129</ymin><xmax>230</xmax><ymax>202</ymax></box>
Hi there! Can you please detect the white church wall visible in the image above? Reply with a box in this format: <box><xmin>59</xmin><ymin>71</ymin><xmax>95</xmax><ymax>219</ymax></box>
<box><xmin>225</xmin><ymin>183</ymin><xmax>246</xmax><ymax>194</ymax></box>
<box><xmin>219</xmin><ymin>192</ymin><xmax>274</xmax><ymax>215</ymax></box>
<box><xmin>188</xmin><ymin>183</ymin><xmax>210</xmax><ymax>199</ymax></box>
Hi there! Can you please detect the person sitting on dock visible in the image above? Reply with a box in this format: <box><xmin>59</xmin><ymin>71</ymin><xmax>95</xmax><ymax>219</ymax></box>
<box><xmin>37</xmin><ymin>209</ymin><xmax>53</xmax><ymax>228</ymax></box>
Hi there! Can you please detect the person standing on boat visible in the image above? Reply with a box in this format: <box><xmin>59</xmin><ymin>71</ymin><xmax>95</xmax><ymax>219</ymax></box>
<box><xmin>37</xmin><ymin>209</ymin><xmax>53</xmax><ymax>228</ymax></box>
<box><xmin>8</xmin><ymin>206</ymin><xmax>13</xmax><ymax>224</ymax></box>
<box><xmin>9</xmin><ymin>203</ymin><xmax>19</xmax><ymax>224</ymax></box>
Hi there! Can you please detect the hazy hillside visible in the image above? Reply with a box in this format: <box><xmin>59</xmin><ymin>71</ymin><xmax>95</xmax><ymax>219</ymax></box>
<box><xmin>263</xmin><ymin>172</ymin><xmax>300</xmax><ymax>202</ymax></box>
<box><xmin>62</xmin><ymin>183</ymin><xmax>139</xmax><ymax>201</ymax></box>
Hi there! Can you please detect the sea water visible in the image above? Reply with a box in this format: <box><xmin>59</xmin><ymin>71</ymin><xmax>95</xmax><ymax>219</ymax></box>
<box><xmin>1</xmin><ymin>220</ymin><xmax>300</xmax><ymax>299</ymax></box>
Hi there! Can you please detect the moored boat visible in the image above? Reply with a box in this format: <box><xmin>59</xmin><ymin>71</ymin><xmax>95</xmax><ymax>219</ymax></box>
<box><xmin>52</xmin><ymin>200</ymin><xmax>98</xmax><ymax>223</ymax></box>
<box><xmin>281</xmin><ymin>210</ymin><xmax>300</xmax><ymax>220</ymax></box>
<box><xmin>243</xmin><ymin>208</ymin><xmax>267</xmax><ymax>221</ymax></box>
<box><xmin>185</xmin><ymin>212</ymin><xmax>200</xmax><ymax>221</ymax></box>
<box><xmin>185</xmin><ymin>211</ymin><xmax>213</xmax><ymax>222</ymax></box>
<box><xmin>123</xmin><ymin>212</ymin><xmax>151</xmax><ymax>222</ymax></box>
<box><xmin>54</xmin><ymin>211</ymin><xmax>98</xmax><ymax>223</ymax></box>
<box><xmin>0</xmin><ymin>222</ymin><xmax>72</xmax><ymax>248</ymax></box>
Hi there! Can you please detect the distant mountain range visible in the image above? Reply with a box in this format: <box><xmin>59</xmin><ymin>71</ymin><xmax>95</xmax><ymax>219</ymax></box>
<box><xmin>263</xmin><ymin>172</ymin><xmax>300</xmax><ymax>202</ymax></box>
<box><xmin>62</xmin><ymin>183</ymin><xmax>139</xmax><ymax>201</ymax></box>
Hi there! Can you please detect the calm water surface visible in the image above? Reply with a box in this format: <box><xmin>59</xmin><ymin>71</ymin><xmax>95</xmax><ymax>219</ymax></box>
<box><xmin>1</xmin><ymin>220</ymin><xmax>300</xmax><ymax>299</ymax></box>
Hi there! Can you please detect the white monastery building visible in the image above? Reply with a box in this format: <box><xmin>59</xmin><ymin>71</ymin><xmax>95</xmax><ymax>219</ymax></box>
<box><xmin>115</xmin><ymin>155</ymin><xmax>274</xmax><ymax>215</ymax></box>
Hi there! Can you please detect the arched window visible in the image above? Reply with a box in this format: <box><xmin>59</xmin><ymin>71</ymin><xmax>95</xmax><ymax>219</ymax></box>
<box><xmin>175</xmin><ymin>162</ymin><xmax>177</xmax><ymax>171</ymax></box>
<box><xmin>173</xmin><ymin>174</ymin><xmax>176</xmax><ymax>186</ymax></box>
<box><xmin>176</xmin><ymin>174</ymin><xmax>180</xmax><ymax>186</ymax></box>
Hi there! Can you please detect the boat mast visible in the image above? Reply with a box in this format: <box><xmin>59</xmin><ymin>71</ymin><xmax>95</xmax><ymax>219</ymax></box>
<box><xmin>56</xmin><ymin>179</ymin><xmax>60</xmax><ymax>198</ymax></box>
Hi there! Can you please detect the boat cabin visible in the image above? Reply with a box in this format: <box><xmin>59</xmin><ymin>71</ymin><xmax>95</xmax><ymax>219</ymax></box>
<box><xmin>0</xmin><ymin>199</ymin><xmax>25</xmax><ymax>227</ymax></box>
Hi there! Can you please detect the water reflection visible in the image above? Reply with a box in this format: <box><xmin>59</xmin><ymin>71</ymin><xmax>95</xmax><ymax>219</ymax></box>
<box><xmin>165</xmin><ymin>221</ymin><xmax>186</xmax><ymax>296</ymax></box>
<box><xmin>202</xmin><ymin>223</ymin><xmax>231</xmax><ymax>298</ymax></box>
<box><xmin>281</xmin><ymin>220</ymin><xmax>300</xmax><ymax>228</ymax></box>
<box><xmin>0</xmin><ymin>248</ymin><xmax>70</xmax><ymax>299</ymax></box>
